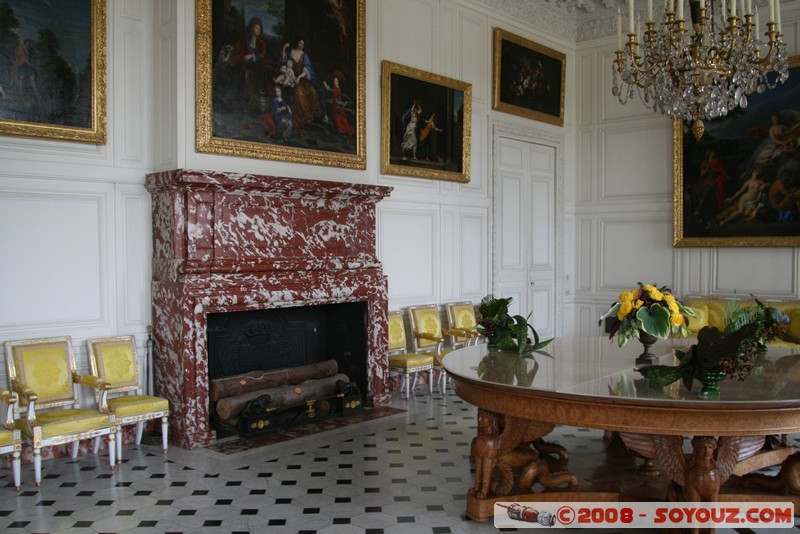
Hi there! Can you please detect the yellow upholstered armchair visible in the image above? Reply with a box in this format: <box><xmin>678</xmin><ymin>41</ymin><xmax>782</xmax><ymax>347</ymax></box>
<box><xmin>0</xmin><ymin>390</ymin><xmax>21</xmax><ymax>491</ymax></box>
<box><xmin>387</xmin><ymin>311</ymin><xmax>434</xmax><ymax>399</ymax></box>
<box><xmin>444</xmin><ymin>301</ymin><xmax>481</xmax><ymax>348</ymax></box>
<box><xmin>3</xmin><ymin>336</ymin><xmax>117</xmax><ymax>486</ymax></box>
<box><xmin>406</xmin><ymin>304</ymin><xmax>454</xmax><ymax>391</ymax></box>
<box><xmin>86</xmin><ymin>336</ymin><xmax>169</xmax><ymax>462</ymax></box>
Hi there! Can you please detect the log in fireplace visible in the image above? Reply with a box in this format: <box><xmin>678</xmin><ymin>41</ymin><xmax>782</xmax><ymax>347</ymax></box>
<box><xmin>145</xmin><ymin>169</ymin><xmax>392</xmax><ymax>449</ymax></box>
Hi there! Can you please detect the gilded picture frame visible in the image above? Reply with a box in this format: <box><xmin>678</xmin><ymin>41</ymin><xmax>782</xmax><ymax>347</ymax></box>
<box><xmin>196</xmin><ymin>0</ymin><xmax>366</xmax><ymax>169</ymax></box>
<box><xmin>492</xmin><ymin>28</ymin><xmax>565</xmax><ymax>127</ymax></box>
<box><xmin>380</xmin><ymin>60</ymin><xmax>472</xmax><ymax>183</ymax></box>
<box><xmin>674</xmin><ymin>56</ymin><xmax>800</xmax><ymax>247</ymax></box>
<box><xmin>0</xmin><ymin>0</ymin><xmax>106</xmax><ymax>144</ymax></box>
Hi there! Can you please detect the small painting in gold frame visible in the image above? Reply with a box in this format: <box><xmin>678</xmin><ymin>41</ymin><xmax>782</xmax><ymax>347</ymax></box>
<box><xmin>380</xmin><ymin>60</ymin><xmax>471</xmax><ymax>183</ymax></box>
<box><xmin>492</xmin><ymin>28</ymin><xmax>565</xmax><ymax>127</ymax></box>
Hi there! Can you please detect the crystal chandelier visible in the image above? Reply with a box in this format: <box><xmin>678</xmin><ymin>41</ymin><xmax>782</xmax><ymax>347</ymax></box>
<box><xmin>612</xmin><ymin>0</ymin><xmax>788</xmax><ymax>139</ymax></box>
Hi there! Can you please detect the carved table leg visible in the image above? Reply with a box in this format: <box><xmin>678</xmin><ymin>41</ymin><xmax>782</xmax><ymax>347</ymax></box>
<box><xmin>467</xmin><ymin>409</ymin><xmax>578</xmax><ymax>522</ymax></box>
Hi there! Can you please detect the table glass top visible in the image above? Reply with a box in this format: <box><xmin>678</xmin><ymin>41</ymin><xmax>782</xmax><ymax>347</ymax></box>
<box><xmin>442</xmin><ymin>337</ymin><xmax>800</xmax><ymax>405</ymax></box>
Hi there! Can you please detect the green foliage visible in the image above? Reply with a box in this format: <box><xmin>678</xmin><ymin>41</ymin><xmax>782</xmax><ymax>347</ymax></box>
<box><xmin>477</xmin><ymin>294</ymin><xmax>553</xmax><ymax>355</ymax></box>
<box><xmin>637</xmin><ymin>304</ymin><xmax>671</xmax><ymax>338</ymax></box>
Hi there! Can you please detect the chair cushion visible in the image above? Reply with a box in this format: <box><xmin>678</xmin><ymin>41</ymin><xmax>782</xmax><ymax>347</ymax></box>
<box><xmin>388</xmin><ymin>354</ymin><xmax>433</xmax><ymax>370</ymax></box>
<box><xmin>108</xmin><ymin>395</ymin><xmax>169</xmax><ymax>418</ymax></box>
<box><xmin>788</xmin><ymin>309</ymin><xmax>800</xmax><ymax>339</ymax></box>
<box><xmin>20</xmin><ymin>409</ymin><xmax>112</xmax><ymax>440</ymax></box>
<box><xmin>686</xmin><ymin>304</ymin><xmax>708</xmax><ymax>334</ymax></box>
<box><xmin>0</xmin><ymin>428</ymin><xmax>14</xmax><ymax>447</ymax></box>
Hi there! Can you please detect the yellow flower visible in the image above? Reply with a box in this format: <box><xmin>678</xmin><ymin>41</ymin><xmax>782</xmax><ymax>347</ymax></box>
<box><xmin>670</xmin><ymin>313</ymin><xmax>684</xmax><ymax>326</ymax></box>
<box><xmin>647</xmin><ymin>288</ymin><xmax>664</xmax><ymax>301</ymax></box>
<box><xmin>617</xmin><ymin>301</ymin><xmax>634</xmax><ymax>320</ymax></box>
<box><xmin>619</xmin><ymin>291</ymin><xmax>634</xmax><ymax>303</ymax></box>
<box><xmin>664</xmin><ymin>294</ymin><xmax>677</xmax><ymax>306</ymax></box>
<box><xmin>642</xmin><ymin>284</ymin><xmax>656</xmax><ymax>292</ymax></box>
<box><xmin>633</xmin><ymin>299</ymin><xmax>644</xmax><ymax>309</ymax></box>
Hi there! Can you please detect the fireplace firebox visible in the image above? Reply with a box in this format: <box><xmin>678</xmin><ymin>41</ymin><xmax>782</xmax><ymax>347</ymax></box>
<box><xmin>145</xmin><ymin>169</ymin><xmax>392</xmax><ymax>449</ymax></box>
<box><xmin>207</xmin><ymin>302</ymin><xmax>367</xmax><ymax>387</ymax></box>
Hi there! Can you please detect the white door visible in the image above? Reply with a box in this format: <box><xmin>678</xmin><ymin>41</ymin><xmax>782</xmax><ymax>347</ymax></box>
<box><xmin>494</xmin><ymin>135</ymin><xmax>557</xmax><ymax>338</ymax></box>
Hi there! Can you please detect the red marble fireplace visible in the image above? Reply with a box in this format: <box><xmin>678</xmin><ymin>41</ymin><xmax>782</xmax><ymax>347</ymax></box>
<box><xmin>145</xmin><ymin>169</ymin><xmax>392</xmax><ymax>449</ymax></box>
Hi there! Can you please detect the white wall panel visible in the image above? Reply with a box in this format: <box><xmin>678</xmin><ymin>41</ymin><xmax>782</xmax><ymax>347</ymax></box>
<box><xmin>600</xmin><ymin>123</ymin><xmax>673</xmax><ymax>200</ymax></box>
<box><xmin>579</xmin><ymin>130</ymin><xmax>593</xmax><ymax>202</ymax></box>
<box><xmin>599</xmin><ymin>217</ymin><xmax>674</xmax><ymax>290</ymax></box>
<box><xmin>0</xmin><ymin>179</ymin><xmax>114</xmax><ymax>336</ymax></box>
<box><xmin>378</xmin><ymin>204</ymin><xmax>439</xmax><ymax>306</ymax></box>
<box><xmin>578</xmin><ymin>53</ymin><xmax>594</xmax><ymax>126</ymax></box>
<box><xmin>577</xmin><ymin>218</ymin><xmax>593</xmax><ymax>291</ymax></box>
<box><xmin>711</xmin><ymin>249</ymin><xmax>799</xmax><ymax>297</ymax></box>
<box><xmin>117</xmin><ymin>28</ymin><xmax>145</xmax><ymax>164</ymax></box>
<box><xmin>116</xmin><ymin>185</ymin><xmax>151</xmax><ymax>332</ymax></box>
<box><xmin>459</xmin><ymin>208</ymin><xmax>488</xmax><ymax>298</ymax></box>
<box><xmin>379</xmin><ymin>0</ymin><xmax>438</xmax><ymax>70</ymax></box>
<box><xmin>456</xmin><ymin>10</ymin><xmax>487</xmax><ymax>104</ymax></box>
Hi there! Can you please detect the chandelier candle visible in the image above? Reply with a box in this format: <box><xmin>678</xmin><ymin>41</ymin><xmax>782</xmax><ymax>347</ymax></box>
<box><xmin>612</xmin><ymin>0</ymin><xmax>788</xmax><ymax>140</ymax></box>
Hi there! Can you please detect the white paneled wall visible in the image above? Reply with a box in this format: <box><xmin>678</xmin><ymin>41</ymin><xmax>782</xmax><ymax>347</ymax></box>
<box><xmin>570</xmin><ymin>1</ymin><xmax>800</xmax><ymax>335</ymax></box>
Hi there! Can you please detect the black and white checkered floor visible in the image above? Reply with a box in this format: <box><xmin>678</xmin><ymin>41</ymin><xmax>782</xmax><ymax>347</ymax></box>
<box><xmin>1</xmin><ymin>389</ymin><xmax>799</xmax><ymax>533</ymax></box>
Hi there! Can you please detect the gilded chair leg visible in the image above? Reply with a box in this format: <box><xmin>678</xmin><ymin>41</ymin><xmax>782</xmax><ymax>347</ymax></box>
<box><xmin>34</xmin><ymin>448</ymin><xmax>41</xmax><ymax>487</ymax></box>
<box><xmin>404</xmin><ymin>373</ymin><xmax>410</xmax><ymax>400</ymax></box>
<box><xmin>93</xmin><ymin>436</ymin><xmax>101</xmax><ymax>454</ymax></box>
<box><xmin>12</xmin><ymin>450</ymin><xmax>20</xmax><ymax>492</ymax></box>
<box><xmin>161</xmin><ymin>417</ymin><xmax>169</xmax><ymax>454</ymax></box>
<box><xmin>70</xmin><ymin>441</ymin><xmax>79</xmax><ymax>459</ymax></box>
<box><xmin>429</xmin><ymin>369</ymin><xmax>433</xmax><ymax>395</ymax></box>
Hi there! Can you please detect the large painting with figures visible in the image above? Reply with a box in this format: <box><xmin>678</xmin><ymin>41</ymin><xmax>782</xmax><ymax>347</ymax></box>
<box><xmin>195</xmin><ymin>0</ymin><xmax>365</xmax><ymax>169</ymax></box>
<box><xmin>674</xmin><ymin>56</ymin><xmax>800</xmax><ymax>247</ymax></box>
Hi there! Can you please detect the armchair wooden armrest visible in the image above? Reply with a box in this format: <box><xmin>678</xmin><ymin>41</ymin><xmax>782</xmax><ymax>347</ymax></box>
<box><xmin>1</xmin><ymin>390</ymin><xmax>16</xmax><ymax>430</ymax></box>
<box><xmin>72</xmin><ymin>372</ymin><xmax>111</xmax><ymax>413</ymax></box>
<box><xmin>444</xmin><ymin>327</ymin><xmax>479</xmax><ymax>338</ymax></box>
<box><xmin>72</xmin><ymin>371</ymin><xmax>110</xmax><ymax>390</ymax></box>
<box><xmin>415</xmin><ymin>332</ymin><xmax>443</xmax><ymax>342</ymax></box>
<box><xmin>10</xmin><ymin>380</ymin><xmax>37</xmax><ymax>404</ymax></box>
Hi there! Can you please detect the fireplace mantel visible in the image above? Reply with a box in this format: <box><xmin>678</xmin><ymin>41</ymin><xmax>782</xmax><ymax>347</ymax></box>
<box><xmin>146</xmin><ymin>169</ymin><xmax>392</xmax><ymax>449</ymax></box>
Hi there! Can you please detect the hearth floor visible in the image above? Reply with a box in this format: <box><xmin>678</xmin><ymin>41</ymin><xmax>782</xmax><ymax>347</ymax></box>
<box><xmin>1</xmin><ymin>388</ymin><xmax>798</xmax><ymax>533</ymax></box>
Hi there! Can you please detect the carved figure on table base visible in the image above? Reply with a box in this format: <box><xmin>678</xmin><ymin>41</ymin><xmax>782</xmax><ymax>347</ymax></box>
<box><xmin>741</xmin><ymin>451</ymin><xmax>800</xmax><ymax>495</ymax></box>
<box><xmin>469</xmin><ymin>409</ymin><xmax>576</xmax><ymax>499</ymax></box>
<box><xmin>622</xmin><ymin>434</ymin><xmax>744</xmax><ymax>502</ymax></box>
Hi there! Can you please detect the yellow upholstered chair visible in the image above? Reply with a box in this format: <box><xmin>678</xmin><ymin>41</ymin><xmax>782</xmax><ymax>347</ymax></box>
<box><xmin>444</xmin><ymin>301</ymin><xmax>481</xmax><ymax>348</ymax></box>
<box><xmin>87</xmin><ymin>336</ymin><xmax>169</xmax><ymax>462</ymax></box>
<box><xmin>0</xmin><ymin>390</ymin><xmax>21</xmax><ymax>491</ymax></box>
<box><xmin>4</xmin><ymin>337</ymin><xmax>116</xmax><ymax>486</ymax></box>
<box><xmin>407</xmin><ymin>304</ymin><xmax>454</xmax><ymax>391</ymax></box>
<box><xmin>387</xmin><ymin>311</ymin><xmax>434</xmax><ymax>399</ymax></box>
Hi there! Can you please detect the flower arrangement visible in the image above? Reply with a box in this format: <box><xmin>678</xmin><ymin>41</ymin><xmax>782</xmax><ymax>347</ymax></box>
<box><xmin>476</xmin><ymin>294</ymin><xmax>552</xmax><ymax>355</ymax></box>
<box><xmin>636</xmin><ymin>296</ymin><xmax>799</xmax><ymax>392</ymax></box>
<box><xmin>600</xmin><ymin>283</ymin><xmax>696</xmax><ymax>347</ymax></box>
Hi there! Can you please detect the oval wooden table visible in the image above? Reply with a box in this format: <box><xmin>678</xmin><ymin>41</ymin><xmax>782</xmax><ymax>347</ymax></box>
<box><xmin>442</xmin><ymin>338</ymin><xmax>800</xmax><ymax>522</ymax></box>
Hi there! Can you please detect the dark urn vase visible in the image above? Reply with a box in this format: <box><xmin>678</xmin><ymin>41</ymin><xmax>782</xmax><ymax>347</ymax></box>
<box><xmin>635</xmin><ymin>329</ymin><xmax>659</xmax><ymax>365</ymax></box>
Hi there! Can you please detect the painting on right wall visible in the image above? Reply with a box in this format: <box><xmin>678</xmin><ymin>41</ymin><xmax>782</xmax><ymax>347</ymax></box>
<box><xmin>674</xmin><ymin>56</ymin><xmax>800</xmax><ymax>247</ymax></box>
